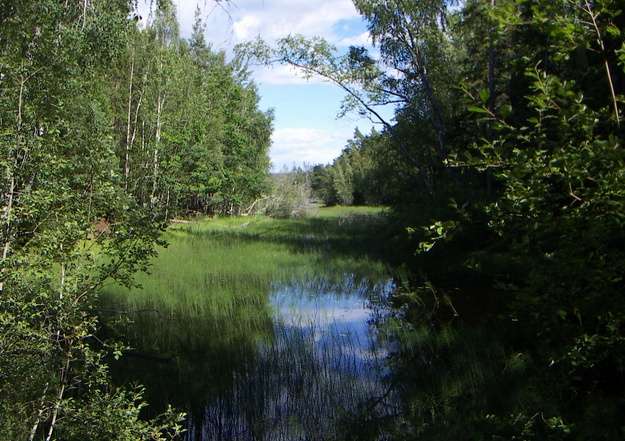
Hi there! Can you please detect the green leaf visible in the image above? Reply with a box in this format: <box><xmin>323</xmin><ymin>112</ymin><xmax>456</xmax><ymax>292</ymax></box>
<box><xmin>606</xmin><ymin>25</ymin><xmax>621</xmax><ymax>38</ymax></box>
<box><xmin>479</xmin><ymin>88</ymin><xmax>490</xmax><ymax>104</ymax></box>
<box><xmin>468</xmin><ymin>105</ymin><xmax>490</xmax><ymax>114</ymax></box>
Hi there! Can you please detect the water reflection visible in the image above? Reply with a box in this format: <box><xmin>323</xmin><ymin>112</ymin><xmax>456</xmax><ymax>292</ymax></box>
<box><xmin>180</xmin><ymin>276</ymin><xmax>394</xmax><ymax>441</ymax></box>
<box><xmin>271</xmin><ymin>277</ymin><xmax>391</xmax><ymax>369</ymax></box>
<box><xmin>103</xmin><ymin>273</ymin><xmax>396</xmax><ymax>441</ymax></box>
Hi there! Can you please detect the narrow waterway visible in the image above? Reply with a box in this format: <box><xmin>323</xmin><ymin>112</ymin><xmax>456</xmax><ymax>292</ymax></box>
<box><xmin>101</xmin><ymin>210</ymin><xmax>396</xmax><ymax>440</ymax></box>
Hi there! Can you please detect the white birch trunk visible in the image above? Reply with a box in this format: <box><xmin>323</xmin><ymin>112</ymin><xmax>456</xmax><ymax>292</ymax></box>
<box><xmin>1</xmin><ymin>76</ymin><xmax>24</xmax><ymax>293</ymax></box>
<box><xmin>124</xmin><ymin>53</ymin><xmax>134</xmax><ymax>191</ymax></box>
<box><xmin>45</xmin><ymin>351</ymin><xmax>71</xmax><ymax>441</ymax></box>
<box><xmin>151</xmin><ymin>89</ymin><xmax>164</xmax><ymax>205</ymax></box>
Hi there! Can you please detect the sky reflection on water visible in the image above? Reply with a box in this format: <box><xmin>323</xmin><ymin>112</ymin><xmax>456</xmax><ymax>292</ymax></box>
<box><xmin>183</xmin><ymin>275</ymin><xmax>395</xmax><ymax>441</ymax></box>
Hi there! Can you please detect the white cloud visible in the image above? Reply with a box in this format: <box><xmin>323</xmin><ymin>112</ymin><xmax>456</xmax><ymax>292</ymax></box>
<box><xmin>134</xmin><ymin>1</ymin><xmax>379</xmax><ymax>167</ymax></box>
<box><xmin>225</xmin><ymin>0</ymin><xmax>359</xmax><ymax>41</ymax></box>
<box><xmin>232</xmin><ymin>14</ymin><xmax>261</xmax><ymax>40</ymax></box>
<box><xmin>338</xmin><ymin>31</ymin><xmax>371</xmax><ymax>47</ymax></box>
<box><xmin>136</xmin><ymin>0</ymin><xmax>369</xmax><ymax>85</ymax></box>
<box><xmin>270</xmin><ymin>127</ymin><xmax>352</xmax><ymax>170</ymax></box>
<box><xmin>145</xmin><ymin>0</ymin><xmax>362</xmax><ymax>43</ymax></box>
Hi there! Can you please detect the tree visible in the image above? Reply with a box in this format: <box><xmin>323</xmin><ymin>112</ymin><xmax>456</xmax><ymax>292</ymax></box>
<box><xmin>343</xmin><ymin>0</ymin><xmax>625</xmax><ymax>439</ymax></box>
<box><xmin>0</xmin><ymin>0</ymin><xmax>272</xmax><ymax>436</ymax></box>
<box><xmin>0</xmin><ymin>1</ymin><xmax>184</xmax><ymax>438</ymax></box>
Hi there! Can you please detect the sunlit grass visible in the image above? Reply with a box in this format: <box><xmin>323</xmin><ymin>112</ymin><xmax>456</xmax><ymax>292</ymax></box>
<box><xmin>309</xmin><ymin>205</ymin><xmax>387</xmax><ymax>218</ymax></box>
<box><xmin>100</xmin><ymin>207</ymin><xmax>389</xmax><ymax>353</ymax></box>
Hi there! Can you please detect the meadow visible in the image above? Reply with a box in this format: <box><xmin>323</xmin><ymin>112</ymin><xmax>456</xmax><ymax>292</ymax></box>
<box><xmin>101</xmin><ymin>205</ymin><xmax>389</xmax><ymax>320</ymax></box>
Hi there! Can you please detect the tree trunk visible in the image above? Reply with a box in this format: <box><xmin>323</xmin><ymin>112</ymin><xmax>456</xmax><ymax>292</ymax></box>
<box><xmin>0</xmin><ymin>176</ymin><xmax>15</xmax><ymax>293</ymax></box>
<box><xmin>1</xmin><ymin>75</ymin><xmax>24</xmax><ymax>293</ymax></box>
<box><xmin>419</xmin><ymin>66</ymin><xmax>446</xmax><ymax>158</ymax></box>
<box><xmin>59</xmin><ymin>247</ymin><xmax>65</xmax><ymax>299</ymax></box>
<box><xmin>28</xmin><ymin>383</ymin><xmax>49</xmax><ymax>441</ymax></box>
<box><xmin>81</xmin><ymin>0</ymin><xmax>88</xmax><ymax>29</ymax></box>
<box><xmin>404</xmin><ymin>27</ymin><xmax>447</xmax><ymax>160</ymax></box>
<box><xmin>583</xmin><ymin>0</ymin><xmax>620</xmax><ymax>126</ymax></box>
<box><xmin>487</xmin><ymin>0</ymin><xmax>496</xmax><ymax>196</ymax></box>
<box><xmin>151</xmin><ymin>91</ymin><xmax>163</xmax><ymax>205</ymax></box>
<box><xmin>127</xmin><ymin>65</ymin><xmax>149</xmax><ymax>194</ymax></box>
<box><xmin>488</xmin><ymin>0</ymin><xmax>496</xmax><ymax>112</ymax></box>
<box><xmin>45</xmin><ymin>354</ymin><xmax>70</xmax><ymax>441</ymax></box>
<box><xmin>124</xmin><ymin>52</ymin><xmax>134</xmax><ymax>191</ymax></box>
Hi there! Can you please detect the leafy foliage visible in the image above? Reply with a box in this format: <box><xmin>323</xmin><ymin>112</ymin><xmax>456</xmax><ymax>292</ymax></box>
<box><xmin>251</xmin><ymin>0</ymin><xmax>625</xmax><ymax>439</ymax></box>
<box><xmin>0</xmin><ymin>0</ymin><xmax>269</xmax><ymax>438</ymax></box>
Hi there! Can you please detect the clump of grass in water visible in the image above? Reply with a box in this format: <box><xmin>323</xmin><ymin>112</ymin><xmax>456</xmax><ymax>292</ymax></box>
<box><xmin>186</xmin><ymin>315</ymin><xmax>397</xmax><ymax>441</ymax></box>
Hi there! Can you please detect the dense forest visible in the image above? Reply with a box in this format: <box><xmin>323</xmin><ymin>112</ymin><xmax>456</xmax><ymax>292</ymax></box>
<box><xmin>2</xmin><ymin>0</ymin><xmax>625</xmax><ymax>440</ymax></box>
<box><xmin>0</xmin><ymin>0</ymin><xmax>271</xmax><ymax>438</ymax></box>
<box><xmin>245</xmin><ymin>0</ymin><xmax>625</xmax><ymax>438</ymax></box>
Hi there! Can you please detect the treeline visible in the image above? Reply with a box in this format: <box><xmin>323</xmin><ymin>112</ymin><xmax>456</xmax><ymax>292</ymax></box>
<box><xmin>118</xmin><ymin>4</ymin><xmax>272</xmax><ymax>217</ymax></box>
<box><xmin>0</xmin><ymin>0</ymin><xmax>270</xmax><ymax>438</ymax></box>
<box><xmin>245</xmin><ymin>0</ymin><xmax>625</xmax><ymax>439</ymax></box>
<box><xmin>310</xmin><ymin>129</ymin><xmax>389</xmax><ymax>206</ymax></box>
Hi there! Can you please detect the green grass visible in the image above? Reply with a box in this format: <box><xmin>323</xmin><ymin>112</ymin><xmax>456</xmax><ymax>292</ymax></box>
<box><xmin>100</xmin><ymin>207</ymin><xmax>389</xmax><ymax>355</ymax></box>
<box><xmin>309</xmin><ymin>205</ymin><xmax>387</xmax><ymax>218</ymax></box>
<box><xmin>99</xmin><ymin>207</ymin><xmax>392</xmax><ymax>419</ymax></box>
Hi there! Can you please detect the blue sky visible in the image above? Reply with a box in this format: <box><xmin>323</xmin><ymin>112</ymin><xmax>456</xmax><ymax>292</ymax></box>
<box><xmin>141</xmin><ymin>0</ymin><xmax>394</xmax><ymax>171</ymax></box>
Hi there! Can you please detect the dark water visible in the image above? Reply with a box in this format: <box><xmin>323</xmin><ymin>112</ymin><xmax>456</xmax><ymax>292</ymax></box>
<box><xmin>105</xmin><ymin>272</ymin><xmax>397</xmax><ymax>441</ymax></box>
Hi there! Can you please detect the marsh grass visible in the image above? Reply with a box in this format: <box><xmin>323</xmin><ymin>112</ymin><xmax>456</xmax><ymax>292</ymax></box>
<box><xmin>185</xmin><ymin>316</ymin><xmax>396</xmax><ymax>441</ymax></box>
<box><xmin>99</xmin><ymin>207</ymin><xmax>395</xmax><ymax>440</ymax></box>
<box><xmin>101</xmin><ymin>206</ymin><xmax>389</xmax><ymax>317</ymax></box>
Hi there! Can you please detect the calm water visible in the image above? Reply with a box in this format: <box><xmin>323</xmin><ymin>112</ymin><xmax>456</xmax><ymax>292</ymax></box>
<box><xmin>182</xmin><ymin>276</ymin><xmax>395</xmax><ymax>440</ymax></box>
<box><xmin>102</xmin><ymin>217</ymin><xmax>396</xmax><ymax>440</ymax></box>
